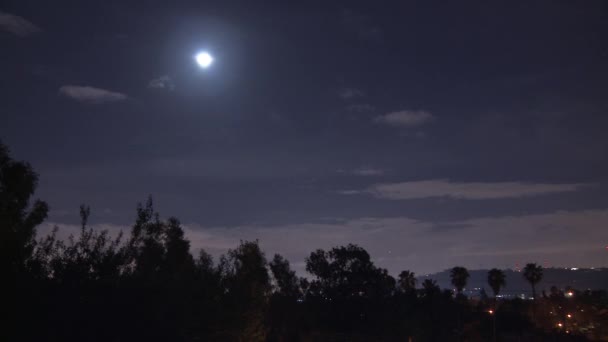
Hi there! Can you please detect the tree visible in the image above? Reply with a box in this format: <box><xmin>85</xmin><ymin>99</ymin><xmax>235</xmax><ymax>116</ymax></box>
<box><xmin>269</xmin><ymin>254</ymin><xmax>300</xmax><ymax>298</ymax></box>
<box><xmin>305</xmin><ymin>244</ymin><xmax>395</xmax><ymax>300</ymax></box>
<box><xmin>0</xmin><ymin>142</ymin><xmax>49</xmax><ymax>342</ymax></box>
<box><xmin>422</xmin><ymin>279</ymin><xmax>441</xmax><ymax>297</ymax></box>
<box><xmin>487</xmin><ymin>268</ymin><xmax>506</xmax><ymax>298</ymax></box>
<box><xmin>268</xmin><ymin>254</ymin><xmax>302</xmax><ymax>340</ymax></box>
<box><xmin>222</xmin><ymin>240</ymin><xmax>271</xmax><ymax>342</ymax></box>
<box><xmin>487</xmin><ymin>269</ymin><xmax>506</xmax><ymax>342</ymax></box>
<box><xmin>398</xmin><ymin>270</ymin><xmax>417</xmax><ymax>293</ymax></box>
<box><xmin>0</xmin><ymin>141</ymin><xmax>49</xmax><ymax>276</ymax></box>
<box><xmin>450</xmin><ymin>266</ymin><xmax>470</xmax><ymax>295</ymax></box>
<box><xmin>523</xmin><ymin>263</ymin><xmax>543</xmax><ymax>300</ymax></box>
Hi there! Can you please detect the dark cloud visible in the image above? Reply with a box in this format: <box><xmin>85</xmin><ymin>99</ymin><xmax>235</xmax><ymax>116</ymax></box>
<box><xmin>2</xmin><ymin>1</ymin><xmax>607</xmax><ymax>274</ymax></box>
<box><xmin>0</xmin><ymin>11</ymin><xmax>41</xmax><ymax>36</ymax></box>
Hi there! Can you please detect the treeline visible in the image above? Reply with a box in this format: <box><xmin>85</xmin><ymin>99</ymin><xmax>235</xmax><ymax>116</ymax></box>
<box><xmin>2</xmin><ymin>142</ymin><xmax>606</xmax><ymax>341</ymax></box>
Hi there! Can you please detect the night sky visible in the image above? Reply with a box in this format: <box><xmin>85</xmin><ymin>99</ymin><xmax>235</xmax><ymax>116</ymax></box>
<box><xmin>2</xmin><ymin>1</ymin><xmax>608</xmax><ymax>275</ymax></box>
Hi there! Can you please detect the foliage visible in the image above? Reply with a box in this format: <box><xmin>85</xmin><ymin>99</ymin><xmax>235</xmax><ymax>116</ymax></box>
<box><xmin>2</xmin><ymin>141</ymin><xmax>604</xmax><ymax>341</ymax></box>
<box><xmin>450</xmin><ymin>266</ymin><xmax>470</xmax><ymax>294</ymax></box>
<box><xmin>523</xmin><ymin>263</ymin><xmax>544</xmax><ymax>300</ymax></box>
<box><xmin>488</xmin><ymin>268</ymin><xmax>507</xmax><ymax>297</ymax></box>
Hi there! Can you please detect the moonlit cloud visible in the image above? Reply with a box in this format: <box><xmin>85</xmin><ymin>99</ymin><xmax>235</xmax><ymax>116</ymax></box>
<box><xmin>374</xmin><ymin>110</ymin><xmax>435</xmax><ymax>127</ymax></box>
<box><xmin>339</xmin><ymin>87</ymin><xmax>364</xmax><ymax>100</ymax></box>
<box><xmin>59</xmin><ymin>85</ymin><xmax>128</xmax><ymax>104</ymax></box>
<box><xmin>363</xmin><ymin>179</ymin><xmax>587</xmax><ymax>200</ymax></box>
<box><xmin>40</xmin><ymin>208</ymin><xmax>608</xmax><ymax>275</ymax></box>
<box><xmin>352</xmin><ymin>167</ymin><xmax>384</xmax><ymax>176</ymax></box>
<box><xmin>148</xmin><ymin>75</ymin><xmax>175</xmax><ymax>91</ymax></box>
<box><xmin>0</xmin><ymin>11</ymin><xmax>41</xmax><ymax>36</ymax></box>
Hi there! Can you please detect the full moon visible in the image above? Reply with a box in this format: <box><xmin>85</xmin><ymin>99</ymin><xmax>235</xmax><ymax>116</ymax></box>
<box><xmin>195</xmin><ymin>52</ymin><xmax>213</xmax><ymax>68</ymax></box>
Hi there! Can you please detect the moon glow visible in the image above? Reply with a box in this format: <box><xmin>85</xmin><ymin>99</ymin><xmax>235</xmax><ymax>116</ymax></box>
<box><xmin>195</xmin><ymin>52</ymin><xmax>213</xmax><ymax>68</ymax></box>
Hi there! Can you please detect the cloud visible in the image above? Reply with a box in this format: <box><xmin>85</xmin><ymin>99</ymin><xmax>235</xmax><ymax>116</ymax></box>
<box><xmin>39</xmin><ymin>207</ymin><xmax>608</xmax><ymax>276</ymax></box>
<box><xmin>339</xmin><ymin>87</ymin><xmax>364</xmax><ymax>100</ymax></box>
<box><xmin>373</xmin><ymin>110</ymin><xmax>435</xmax><ymax>127</ymax></box>
<box><xmin>352</xmin><ymin>167</ymin><xmax>384</xmax><ymax>176</ymax></box>
<box><xmin>0</xmin><ymin>11</ymin><xmax>41</xmax><ymax>36</ymax></box>
<box><xmin>174</xmin><ymin>209</ymin><xmax>608</xmax><ymax>275</ymax></box>
<box><xmin>59</xmin><ymin>85</ymin><xmax>128</xmax><ymax>104</ymax></box>
<box><xmin>362</xmin><ymin>179</ymin><xmax>586</xmax><ymax>200</ymax></box>
<box><xmin>148</xmin><ymin>75</ymin><xmax>175</xmax><ymax>91</ymax></box>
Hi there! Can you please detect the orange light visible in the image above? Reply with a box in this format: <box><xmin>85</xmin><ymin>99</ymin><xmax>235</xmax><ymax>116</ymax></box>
<box><xmin>488</xmin><ymin>309</ymin><xmax>493</xmax><ymax>314</ymax></box>
<box><xmin>557</xmin><ymin>323</ymin><xmax>563</xmax><ymax>328</ymax></box>
<box><xmin>567</xmin><ymin>314</ymin><xmax>572</xmax><ymax>318</ymax></box>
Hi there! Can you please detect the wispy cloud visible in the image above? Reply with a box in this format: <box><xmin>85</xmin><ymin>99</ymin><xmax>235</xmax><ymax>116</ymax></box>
<box><xmin>352</xmin><ymin>167</ymin><xmax>384</xmax><ymax>176</ymax></box>
<box><xmin>59</xmin><ymin>85</ymin><xmax>128</xmax><ymax>104</ymax></box>
<box><xmin>148</xmin><ymin>75</ymin><xmax>175</xmax><ymax>91</ymax></box>
<box><xmin>374</xmin><ymin>110</ymin><xmax>435</xmax><ymax>127</ymax></box>
<box><xmin>0</xmin><ymin>11</ymin><xmax>41</xmax><ymax>36</ymax></box>
<box><xmin>339</xmin><ymin>87</ymin><xmax>364</xmax><ymax>100</ymax></box>
<box><xmin>360</xmin><ymin>179</ymin><xmax>586</xmax><ymax>200</ymax></box>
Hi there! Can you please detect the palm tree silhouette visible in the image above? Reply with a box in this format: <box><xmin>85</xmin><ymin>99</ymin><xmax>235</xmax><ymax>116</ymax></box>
<box><xmin>487</xmin><ymin>268</ymin><xmax>506</xmax><ymax>342</ymax></box>
<box><xmin>523</xmin><ymin>263</ymin><xmax>543</xmax><ymax>300</ymax></box>
<box><xmin>487</xmin><ymin>268</ymin><xmax>506</xmax><ymax>298</ymax></box>
<box><xmin>450</xmin><ymin>266</ymin><xmax>470</xmax><ymax>296</ymax></box>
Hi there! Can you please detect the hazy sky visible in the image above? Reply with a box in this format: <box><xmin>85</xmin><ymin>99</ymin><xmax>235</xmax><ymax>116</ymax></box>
<box><xmin>2</xmin><ymin>1</ymin><xmax>608</xmax><ymax>275</ymax></box>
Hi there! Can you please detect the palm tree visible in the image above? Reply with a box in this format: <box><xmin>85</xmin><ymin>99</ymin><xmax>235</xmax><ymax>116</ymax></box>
<box><xmin>421</xmin><ymin>279</ymin><xmax>440</xmax><ymax>297</ymax></box>
<box><xmin>450</xmin><ymin>266</ymin><xmax>470</xmax><ymax>295</ymax></box>
<box><xmin>487</xmin><ymin>269</ymin><xmax>506</xmax><ymax>342</ymax></box>
<box><xmin>398</xmin><ymin>270</ymin><xmax>417</xmax><ymax>293</ymax></box>
<box><xmin>487</xmin><ymin>268</ymin><xmax>506</xmax><ymax>298</ymax></box>
<box><xmin>523</xmin><ymin>263</ymin><xmax>543</xmax><ymax>300</ymax></box>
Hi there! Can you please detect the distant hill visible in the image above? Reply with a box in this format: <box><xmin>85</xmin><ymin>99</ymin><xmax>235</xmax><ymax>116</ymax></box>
<box><xmin>419</xmin><ymin>268</ymin><xmax>608</xmax><ymax>298</ymax></box>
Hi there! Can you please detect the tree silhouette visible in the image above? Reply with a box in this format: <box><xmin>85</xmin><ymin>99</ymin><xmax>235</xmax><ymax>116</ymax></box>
<box><xmin>4</xmin><ymin>139</ymin><xmax>600</xmax><ymax>341</ymax></box>
<box><xmin>487</xmin><ymin>268</ymin><xmax>506</xmax><ymax>342</ymax></box>
<box><xmin>0</xmin><ymin>141</ymin><xmax>48</xmax><ymax>276</ymax></box>
<box><xmin>268</xmin><ymin>254</ymin><xmax>302</xmax><ymax>341</ymax></box>
<box><xmin>1</xmin><ymin>141</ymin><xmax>50</xmax><ymax>342</ymax></box>
<box><xmin>398</xmin><ymin>270</ymin><xmax>417</xmax><ymax>293</ymax></box>
<box><xmin>222</xmin><ymin>240</ymin><xmax>271</xmax><ymax>341</ymax></box>
<box><xmin>269</xmin><ymin>254</ymin><xmax>301</xmax><ymax>298</ymax></box>
<box><xmin>487</xmin><ymin>268</ymin><xmax>506</xmax><ymax>298</ymax></box>
<box><xmin>450</xmin><ymin>266</ymin><xmax>470</xmax><ymax>295</ymax></box>
<box><xmin>305</xmin><ymin>244</ymin><xmax>395</xmax><ymax>300</ymax></box>
<box><xmin>523</xmin><ymin>263</ymin><xmax>543</xmax><ymax>300</ymax></box>
<box><xmin>422</xmin><ymin>278</ymin><xmax>441</xmax><ymax>297</ymax></box>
